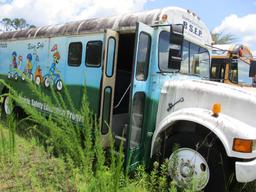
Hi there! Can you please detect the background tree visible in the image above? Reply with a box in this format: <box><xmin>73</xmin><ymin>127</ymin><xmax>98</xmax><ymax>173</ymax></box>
<box><xmin>211</xmin><ymin>32</ymin><xmax>236</xmax><ymax>44</ymax></box>
<box><xmin>0</xmin><ymin>18</ymin><xmax>36</xmax><ymax>32</ymax></box>
<box><xmin>1</xmin><ymin>18</ymin><xmax>12</xmax><ymax>31</ymax></box>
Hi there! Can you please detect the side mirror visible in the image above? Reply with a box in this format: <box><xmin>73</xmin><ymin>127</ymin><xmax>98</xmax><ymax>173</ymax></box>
<box><xmin>249</xmin><ymin>60</ymin><xmax>256</xmax><ymax>77</ymax></box>
<box><xmin>168</xmin><ymin>24</ymin><xmax>184</xmax><ymax>70</ymax></box>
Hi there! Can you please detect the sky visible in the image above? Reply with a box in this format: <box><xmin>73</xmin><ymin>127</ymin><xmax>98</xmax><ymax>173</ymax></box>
<box><xmin>0</xmin><ymin>0</ymin><xmax>255</xmax><ymax>56</ymax></box>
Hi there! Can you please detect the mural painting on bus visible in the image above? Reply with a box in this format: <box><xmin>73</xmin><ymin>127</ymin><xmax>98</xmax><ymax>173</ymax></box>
<box><xmin>43</xmin><ymin>44</ymin><xmax>63</xmax><ymax>91</ymax></box>
<box><xmin>21</xmin><ymin>53</ymin><xmax>33</xmax><ymax>81</ymax></box>
<box><xmin>8</xmin><ymin>51</ymin><xmax>19</xmax><ymax>80</ymax></box>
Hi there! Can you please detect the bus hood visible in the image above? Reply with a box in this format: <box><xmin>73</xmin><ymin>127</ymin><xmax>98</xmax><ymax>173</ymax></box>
<box><xmin>157</xmin><ymin>80</ymin><xmax>256</xmax><ymax>128</ymax></box>
<box><xmin>243</xmin><ymin>87</ymin><xmax>256</xmax><ymax>95</ymax></box>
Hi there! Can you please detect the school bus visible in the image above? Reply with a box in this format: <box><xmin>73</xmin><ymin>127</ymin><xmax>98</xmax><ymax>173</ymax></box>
<box><xmin>1</xmin><ymin>7</ymin><xmax>256</xmax><ymax>191</ymax></box>
<box><xmin>211</xmin><ymin>44</ymin><xmax>255</xmax><ymax>86</ymax></box>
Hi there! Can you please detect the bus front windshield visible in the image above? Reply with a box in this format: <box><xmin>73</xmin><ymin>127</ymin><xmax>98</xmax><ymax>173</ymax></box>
<box><xmin>159</xmin><ymin>31</ymin><xmax>210</xmax><ymax>78</ymax></box>
<box><xmin>229</xmin><ymin>59</ymin><xmax>252</xmax><ymax>85</ymax></box>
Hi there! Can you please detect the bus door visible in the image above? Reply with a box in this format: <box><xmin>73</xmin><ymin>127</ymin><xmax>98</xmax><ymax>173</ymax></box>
<box><xmin>100</xmin><ymin>30</ymin><xmax>119</xmax><ymax>144</ymax></box>
<box><xmin>126</xmin><ymin>22</ymin><xmax>154</xmax><ymax>169</ymax></box>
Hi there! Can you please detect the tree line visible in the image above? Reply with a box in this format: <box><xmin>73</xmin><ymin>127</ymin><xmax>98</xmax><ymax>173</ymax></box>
<box><xmin>0</xmin><ymin>18</ymin><xmax>36</xmax><ymax>32</ymax></box>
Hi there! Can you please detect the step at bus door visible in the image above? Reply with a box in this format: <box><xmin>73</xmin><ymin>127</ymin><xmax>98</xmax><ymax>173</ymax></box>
<box><xmin>100</xmin><ymin>29</ymin><xmax>119</xmax><ymax>146</ymax></box>
<box><xmin>126</xmin><ymin>22</ymin><xmax>154</xmax><ymax>169</ymax></box>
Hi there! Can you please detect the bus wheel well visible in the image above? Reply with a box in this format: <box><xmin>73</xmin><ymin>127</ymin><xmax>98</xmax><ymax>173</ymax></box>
<box><xmin>156</xmin><ymin>120</ymin><xmax>227</xmax><ymax>158</ymax></box>
<box><xmin>2</xmin><ymin>86</ymin><xmax>9</xmax><ymax>94</ymax></box>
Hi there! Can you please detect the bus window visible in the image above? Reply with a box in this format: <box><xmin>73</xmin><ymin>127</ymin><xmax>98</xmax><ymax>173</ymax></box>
<box><xmin>190</xmin><ymin>45</ymin><xmax>210</xmax><ymax>78</ymax></box>
<box><xmin>86</xmin><ymin>41</ymin><xmax>103</xmax><ymax>67</ymax></box>
<box><xmin>101</xmin><ymin>87</ymin><xmax>112</xmax><ymax>134</ymax></box>
<box><xmin>238</xmin><ymin>59</ymin><xmax>252</xmax><ymax>85</ymax></box>
<box><xmin>229</xmin><ymin>60</ymin><xmax>238</xmax><ymax>83</ymax></box>
<box><xmin>136</xmin><ymin>32</ymin><xmax>151</xmax><ymax>81</ymax></box>
<box><xmin>130</xmin><ymin>92</ymin><xmax>145</xmax><ymax>149</ymax></box>
<box><xmin>210</xmin><ymin>59</ymin><xmax>226</xmax><ymax>82</ymax></box>
<box><xmin>106</xmin><ymin>37</ymin><xmax>116</xmax><ymax>77</ymax></box>
<box><xmin>159</xmin><ymin>33</ymin><xmax>210</xmax><ymax>77</ymax></box>
<box><xmin>68</xmin><ymin>42</ymin><xmax>82</xmax><ymax>66</ymax></box>
<box><xmin>180</xmin><ymin>40</ymin><xmax>189</xmax><ymax>73</ymax></box>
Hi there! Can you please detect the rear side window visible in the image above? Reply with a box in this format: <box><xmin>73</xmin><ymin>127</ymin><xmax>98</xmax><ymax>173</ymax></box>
<box><xmin>86</xmin><ymin>41</ymin><xmax>103</xmax><ymax>67</ymax></box>
<box><xmin>68</xmin><ymin>42</ymin><xmax>82</xmax><ymax>66</ymax></box>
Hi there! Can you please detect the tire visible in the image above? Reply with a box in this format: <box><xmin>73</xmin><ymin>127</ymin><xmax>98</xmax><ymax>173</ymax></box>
<box><xmin>14</xmin><ymin>73</ymin><xmax>18</xmax><ymax>80</ymax></box>
<box><xmin>21</xmin><ymin>72</ymin><xmax>26</xmax><ymax>80</ymax></box>
<box><xmin>28</xmin><ymin>73</ymin><xmax>33</xmax><ymax>81</ymax></box>
<box><xmin>8</xmin><ymin>72</ymin><xmax>11</xmax><ymax>79</ymax></box>
<box><xmin>55</xmin><ymin>79</ymin><xmax>63</xmax><ymax>91</ymax></box>
<box><xmin>35</xmin><ymin>76</ymin><xmax>41</xmax><ymax>85</ymax></box>
<box><xmin>164</xmin><ymin>133</ymin><xmax>234</xmax><ymax>192</ymax></box>
<box><xmin>3</xmin><ymin>96</ymin><xmax>13</xmax><ymax>116</ymax></box>
<box><xmin>44</xmin><ymin>77</ymin><xmax>50</xmax><ymax>88</ymax></box>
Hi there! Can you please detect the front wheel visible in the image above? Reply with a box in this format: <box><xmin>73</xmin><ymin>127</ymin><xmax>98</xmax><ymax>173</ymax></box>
<box><xmin>44</xmin><ymin>77</ymin><xmax>50</xmax><ymax>88</ymax></box>
<box><xmin>35</xmin><ymin>76</ymin><xmax>41</xmax><ymax>85</ymax></box>
<box><xmin>3</xmin><ymin>96</ymin><xmax>14</xmax><ymax>115</ymax></box>
<box><xmin>21</xmin><ymin>72</ymin><xmax>26</xmax><ymax>80</ymax></box>
<box><xmin>165</xmin><ymin>133</ymin><xmax>234</xmax><ymax>192</ymax></box>
<box><xmin>55</xmin><ymin>79</ymin><xmax>63</xmax><ymax>91</ymax></box>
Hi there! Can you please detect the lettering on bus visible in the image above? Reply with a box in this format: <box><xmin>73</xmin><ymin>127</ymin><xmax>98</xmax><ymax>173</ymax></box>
<box><xmin>28</xmin><ymin>42</ymin><xmax>44</xmax><ymax>50</ymax></box>
<box><xmin>0</xmin><ymin>43</ymin><xmax>7</xmax><ymax>48</ymax></box>
<box><xmin>183</xmin><ymin>21</ymin><xmax>202</xmax><ymax>37</ymax></box>
<box><xmin>182</xmin><ymin>16</ymin><xmax>203</xmax><ymax>38</ymax></box>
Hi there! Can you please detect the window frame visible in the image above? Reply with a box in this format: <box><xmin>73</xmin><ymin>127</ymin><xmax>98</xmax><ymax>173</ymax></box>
<box><xmin>129</xmin><ymin>92</ymin><xmax>146</xmax><ymax>149</ymax></box>
<box><xmin>158</xmin><ymin>30</ymin><xmax>210</xmax><ymax>77</ymax></box>
<box><xmin>135</xmin><ymin>31</ymin><xmax>151</xmax><ymax>81</ymax></box>
<box><xmin>105</xmin><ymin>37</ymin><xmax>116</xmax><ymax>77</ymax></box>
<box><xmin>101</xmin><ymin>86</ymin><xmax>112</xmax><ymax>135</ymax></box>
<box><xmin>85</xmin><ymin>40</ymin><xmax>103</xmax><ymax>68</ymax></box>
<box><xmin>68</xmin><ymin>42</ymin><xmax>83</xmax><ymax>67</ymax></box>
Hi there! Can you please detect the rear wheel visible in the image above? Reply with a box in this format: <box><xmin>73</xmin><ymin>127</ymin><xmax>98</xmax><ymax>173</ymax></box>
<box><xmin>165</xmin><ymin>133</ymin><xmax>234</xmax><ymax>192</ymax></box>
<box><xmin>44</xmin><ymin>77</ymin><xmax>50</xmax><ymax>88</ymax></box>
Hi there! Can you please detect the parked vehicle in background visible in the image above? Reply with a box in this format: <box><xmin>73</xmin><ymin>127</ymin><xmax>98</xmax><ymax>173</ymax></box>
<box><xmin>0</xmin><ymin>7</ymin><xmax>256</xmax><ymax>192</ymax></box>
<box><xmin>211</xmin><ymin>44</ymin><xmax>255</xmax><ymax>87</ymax></box>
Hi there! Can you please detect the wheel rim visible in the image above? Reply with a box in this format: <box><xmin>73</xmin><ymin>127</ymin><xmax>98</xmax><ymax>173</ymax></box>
<box><xmin>169</xmin><ymin>148</ymin><xmax>210</xmax><ymax>191</ymax></box>
<box><xmin>35</xmin><ymin>76</ymin><xmax>41</xmax><ymax>85</ymax></box>
<box><xmin>14</xmin><ymin>73</ymin><xmax>18</xmax><ymax>80</ymax></box>
<box><xmin>44</xmin><ymin>78</ymin><xmax>50</xmax><ymax>88</ymax></box>
<box><xmin>29</xmin><ymin>74</ymin><xmax>33</xmax><ymax>81</ymax></box>
<box><xmin>4</xmin><ymin>96</ymin><xmax>12</xmax><ymax>115</ymax></box>
<box><xmin>56</xmin><ymin>80</ymin><xmax>63</xmax><ymax>91</ymax></box>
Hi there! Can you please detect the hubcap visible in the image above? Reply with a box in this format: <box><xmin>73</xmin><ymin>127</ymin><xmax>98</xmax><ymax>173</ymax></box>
<box><xmin>169</xmin><ymin>148</ymin><xmax>210</xmax><ymax>191</ymax></box>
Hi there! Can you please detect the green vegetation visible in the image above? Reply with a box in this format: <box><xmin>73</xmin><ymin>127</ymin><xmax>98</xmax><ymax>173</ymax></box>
<box><xmin>0</xmin><ymin>18</ymin><xmax>36</xmax><ymax>32</ymax></box>
<box><xmin>211</xmin><ymin>32</ymin><xmax>236</xmax><ymax>44</ymax></box>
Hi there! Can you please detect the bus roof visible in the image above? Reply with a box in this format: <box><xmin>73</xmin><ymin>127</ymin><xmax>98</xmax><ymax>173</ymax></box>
<box><xmin>0</xmin><ymin>6</ymin><xmax>212</xmax><ymax>46</ymax></box>
<box><xmin>212</xmin><ymin>44</ymin><xmax>253</xmax><ymax>59</ymax></box>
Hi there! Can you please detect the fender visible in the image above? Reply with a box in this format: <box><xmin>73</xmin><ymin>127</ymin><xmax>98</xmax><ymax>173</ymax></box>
<box><xmin>150</xmin><ymin>107</ymin><xmax>256</xmax><ymax>159</ymax></box>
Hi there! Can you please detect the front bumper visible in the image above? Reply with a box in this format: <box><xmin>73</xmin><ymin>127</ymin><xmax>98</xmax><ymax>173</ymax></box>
<box><xmin>236</xmin><ymin>158</ymin><xmax>256</xmax><ymax>182</ymax></box>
